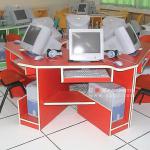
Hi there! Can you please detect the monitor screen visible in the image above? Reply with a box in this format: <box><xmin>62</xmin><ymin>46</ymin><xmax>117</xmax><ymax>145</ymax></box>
<box><xmin>126</xmin><ymin>25</ymin><xmax>138</xmax><ymax>45</ymax></box>
<box><xmin>23</xmin><ymin>25</ymin><xmax>41</xmax><ymax>46</ymax></box>
<box><xmin>78</xmin><ymin>4</ymin><xmax>86</xmax><ymax>12</ymax></box>
<box><xmin>21</xmin><ymin>23</ymin><xmax>51</xmax><ymax>55</ymax></box>
<box><xmin>69</xmin><ymin>29</ymin><xmax>104</xmax><ymax>61</ymax></box>
<box><xmin>72</xmin><ymin>32</ymin><xmax>100</xmax><ymax>54</ymax></box>
<box><xmin>77</xmin><ymin>3</ymin><xmax>88</xmax><ymax>14</ymax></box>
<box><xmin>14</xmin><ymin>10</ymin><xmax>27</xmax><ymax>20</ymax></box>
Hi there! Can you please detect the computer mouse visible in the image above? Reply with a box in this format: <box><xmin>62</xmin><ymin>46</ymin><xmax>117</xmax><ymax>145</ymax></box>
<box><xmin>113</xmin><ymin>60</ymin><xmax>123</xmax><ymax>67</ymax></box>
<box><xmin>34</xmin><ymin>56</ymin><xmax>44</xmax><ymax>61</ymax></box>
<box><xmin>14</xmin><ymin>40</ymin><xmax>21</xmax><ymax>44</ymax></box>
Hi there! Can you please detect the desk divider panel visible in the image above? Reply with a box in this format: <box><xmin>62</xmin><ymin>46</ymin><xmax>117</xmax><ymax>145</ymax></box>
<box><xmin>37</xmin><ymin>68</ymin><xmax>69</xmax><ymax>129</ymax></box>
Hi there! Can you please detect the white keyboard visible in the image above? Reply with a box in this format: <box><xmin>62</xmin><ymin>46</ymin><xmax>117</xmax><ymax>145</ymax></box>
<box><xmin>64</xmin><ymin>68</ymin><xmax>109</xmax><ymax>78</ymax></box>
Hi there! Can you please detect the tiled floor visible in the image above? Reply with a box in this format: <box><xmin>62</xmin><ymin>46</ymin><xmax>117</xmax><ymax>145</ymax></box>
<box><xmin>0</xmin><ymin>87</ymin><xmax>150</xmax><ymax>150</ymax></box>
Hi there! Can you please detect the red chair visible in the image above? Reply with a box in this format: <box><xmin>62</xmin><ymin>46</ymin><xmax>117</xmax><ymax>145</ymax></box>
<box><xmin>0</xmin><ymin>70</ymin><xmax>26</xmax><ymax>113</ymax></box>
<box><xmin>5</xmin><ymin>33</ymin><xmax>21</xmax><ymax>42</ymax></box>
<box><xmin>0</xmin><ymin>33</ymin><xmax>26</xmax><ymax>113</ymax></box>
<box><xmin>134</xmin><ymin>74</ymin><xmax>150</xmax><ymax>104</ymax></box>
<box><xmin>140</xmin><ymin>35</ymin><xmax>150</xmax><ymax>42</ymax></box>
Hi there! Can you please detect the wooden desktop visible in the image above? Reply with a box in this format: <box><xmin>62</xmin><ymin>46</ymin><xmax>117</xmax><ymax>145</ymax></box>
<box><xmin>4</xmin><ymin>41</ymin><xmax>150</xmax><ymax>135</ymax></box>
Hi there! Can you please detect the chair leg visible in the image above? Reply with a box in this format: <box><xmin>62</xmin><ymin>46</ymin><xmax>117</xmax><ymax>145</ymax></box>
<box><xmin>134</xmin><ymin>89</ymin><xmax>142</xmax><ymax>103</ymax></box>
<box><xmin>139</xmin><ymin>94</ymin><xmax>145</xmax><ymax>105</ymax></box>
<box><xmin>0</xmin><ymin>88</ymin><xmax>9</xmax><ymax>113</ymax></box>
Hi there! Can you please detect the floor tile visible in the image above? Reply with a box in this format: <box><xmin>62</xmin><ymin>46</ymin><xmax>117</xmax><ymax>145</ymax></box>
<box><xmin>0</xmin><ymin>86</ymin><xmax>18</xmax><ymax>107</ymax></box>
<box><xmin>42</xmin><ymin>106</ymin><xmax>86</xmax><ymax>135</ymax></box>
<box><xmin>134</xmin><ymin>103</ymin><xmax>150</xmax><ymax>118</ymax></box>
<box><xmin>130</xmin><ymin>132</ymin><xmax>150</xmax><ymax>150</ymax></box>
<box><xmin>9</xmin><ymin>136</ymin><xmax>59</xmax><ymax>150</ymax></box>
<box><xmin>48</xmin><ymin>121</ymin><xmax>125</xmax><ymax>150</ymax></box>
<box><xmin>142</xmin><ymin>66</ymin><xmax>150</xmax><ymax>74</ymax></box>
<box><xmin>118</xmin><ymin>144</ymin><xmax>136</xmax><ymax>150</ymax></box>
<box><xmin>7</xmin><ymin>97</ymin><xmax>19</xmax><ymax>107</ymax></box>
<box><xmin>0</xmin><ymin>98</ymin><xmax>18</xmax><ymax>119</ymax></box>
<box><xmin>0</xmin><ymin>85</ymin><xmax>6</xmax><ymax>93</ymax></box>
<box><xmin>0</xmin><ymin>115</ymin><xmax>43</xmax><ymax>150</ymax></box>
<box><xmin>115</xmin><ymin>111</ymin><xmax>150</xmax><ymax>143</ymax></box>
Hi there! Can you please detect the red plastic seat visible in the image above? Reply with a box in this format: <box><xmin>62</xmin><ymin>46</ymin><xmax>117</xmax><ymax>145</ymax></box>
<box><xmin>5</xmin><ymin>33</ymin><xmax>21</xmax><ymax>42</ymax></box>
<box><xmin>134</xmin><ymin>74</ymin><xmax>150</xmax><ymax>104</ymax></box>
<box><xmin>0</xmin><ymin>69</ymin><xmax>26</xmax><ymax>113</ymax></box>
<box><xmin>140</xmin><ymin>35</ymin><xmax>150</xmax><ymax>42</ymax></box>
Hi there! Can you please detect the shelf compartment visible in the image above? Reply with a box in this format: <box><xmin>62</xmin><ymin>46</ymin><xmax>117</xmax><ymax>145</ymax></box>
<box><xmin>44</xmin><ymin>91</ymin><xmax>95</xmax><ymax>106</ymax></box>
<box><xmin>20</xmin><ymin>119</ymin><xmax>39</xmax><ymax>130</ymax></box>
<box><xmin>20</xmin><ymin>113</ymin><xmax>39</xmax><ymax>124</ymax></box>
<box><xmin>62</xmin><ymin>68</ymin><xmax>112</xmax><ymax>83</ymax></box>
<box><xmin>111</xmin><ymin>124</ymin><xmax>128</xmax><ymax>135</ymax></box>
<box><xmin>111</xmin><ymin>117</ymin><xmax>128</xmax><ymax>129</ymax></box>
<box><xmin>18</xmin><ymin>95</ymin><xmax>39</xmax><ymax>129</ymax></box>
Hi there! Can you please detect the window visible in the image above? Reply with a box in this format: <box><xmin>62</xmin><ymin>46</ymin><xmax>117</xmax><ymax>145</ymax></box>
<box><xmin>136</xmin><ymin>0</ymin><xmax>150</xmax><ymax>9</ymax></box>
<box><xmin>101</xmin><ymin>0</ymin><xmax>150</xmax><ymax>9</ymax></box>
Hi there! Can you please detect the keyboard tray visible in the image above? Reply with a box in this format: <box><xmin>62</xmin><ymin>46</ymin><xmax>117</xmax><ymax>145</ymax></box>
<box><xmin>62</xmin><ymin>68</ymin><xmax>112</xmax><ymax>83</ymax></box>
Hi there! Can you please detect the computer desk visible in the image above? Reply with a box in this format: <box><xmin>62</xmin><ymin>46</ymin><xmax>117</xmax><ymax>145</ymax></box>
<box><xmin>5</xmin><ymin>41</ymin><xmax>150</xmax><ymax>135</ymax></box>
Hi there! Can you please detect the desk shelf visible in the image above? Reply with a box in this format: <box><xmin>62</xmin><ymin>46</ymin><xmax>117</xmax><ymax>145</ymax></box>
<box><xmin>44</xmin><ymin>91</ymin><xmax>95</xmax><ymax>106</ymax></box>
<box><xmin>18</xmin><ymin>95</ymin><xmax>40</xmax><ymax>129</ymax></box>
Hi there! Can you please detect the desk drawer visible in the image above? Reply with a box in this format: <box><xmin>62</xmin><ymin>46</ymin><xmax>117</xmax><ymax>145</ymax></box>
<box><xmin>25</xmin><ymin>67</ymin><xmax>36</xmax><ymax>76</ymax></box>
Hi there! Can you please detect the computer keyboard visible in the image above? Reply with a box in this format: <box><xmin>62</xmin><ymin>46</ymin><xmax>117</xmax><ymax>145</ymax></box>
<box><xmin>64</xmin><ymin>68</ymin><xmax>109</xmax><ymax>78</ymax></box>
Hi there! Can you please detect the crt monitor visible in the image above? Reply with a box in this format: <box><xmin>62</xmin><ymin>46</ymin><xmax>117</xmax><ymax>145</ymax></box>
<box><xmin>103</xmin><ymin>16</ymin><xmax>126</xmax><ymax>40</ymax></box>
<box><xmin>67</xmin><ymin>14</ymin><xmax>90</xmax><ymax>29</ymax></box>
<box><xmin>77</xmin><ymin>3</ymin><xmax>88</xmax><ymax>14</ymax></box>
<box><xmin>4</xmin><ymin>6</ymin><xmax>32</xmax><ymax>25</ymax></box>
<box><xmin>69</xmin><ymin>29</ymin><xmax>104</xmax><ymax>61</ymax></box>
<box><xmin>115</xmin><ymin>23</ymin><xmax>141</xmax><ymax>54</ymax></box>
<box><xmin>21</xmin><ymin>23</ymin><xmax>51</xmax><ymax>56</ymax></box>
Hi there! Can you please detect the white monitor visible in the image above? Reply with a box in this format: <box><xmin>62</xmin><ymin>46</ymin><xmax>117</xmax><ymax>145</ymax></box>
<box><xmin>5</xmin><ymin>6</ymin><xmax>32</xmax><ymax>25</ymax></box>
<box><xmin>21</xmin><ymin>23</ymin><xmax>51</xmax><ymax>56</ymax></box>
<box><xmin>32</xmin><ymin>17</ymin><xmax>54</xmax><ymax>28</ymax></box>
<box><xmin>32</xmin><ymin>17</ymin><xmax>62</xmax><ymax>41</ymax></box>
<box><xmin>103</xmin><ymin>16</ymin><xmax>126</xmax><ymax>40</ymax></box>
<box><xmin>115</xmin><ymin>23</ymin><xmax>141</xmax><ymax>54</ymax></box>
<box><xmin>77</xmin><ymin>3</ymin><xmax>88</xmax><ymax>14</ymax></box>
<box><xmin>69</xmin><ymin>29</ymin><xmax>104</xmax><ymax>61</ymax></box>
<box><xmin>104</xmin><ymin>36</ymin><xmax>123</xmax><ymax>52</ymax></box>
<box><xmin>67</xmin><ymin>14</ymin><xmax>90</xmax><ymax>29</ymax></box>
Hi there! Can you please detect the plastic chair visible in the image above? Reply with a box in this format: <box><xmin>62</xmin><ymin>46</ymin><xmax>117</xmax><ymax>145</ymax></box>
<box><xmin>139</xmin><ymin>35</ymin><xmax>150</xmax><ymax>66</ymax></box>
<box><xmin>134</xmin><ymin>35</ymin><xmax>150</xmax><ymax>104</ymax></box>
<box><xmin>139</xmin><ymin>35</ymin><xmax>150</xmax><ymax>42</ymax></box>
<box><xmin>0</xmin><ymin>33</ymin><xmax>26</xmax><ymax>113</ymax></box>
<box><xmin>134</xmin><ymin>75</ymin><xmax>150</xmax><ymax>104</ymax></box>
<box><xmin>5</xmin><ymin>33</ymin><xmax>21</xmax><ymax>42</ymax></box>
<box><xmin>32</xmin><ymin>8</ymin><xmax>49</xmax><ymax>17</ymax></box>
<box><xmin>0</xmin><ymin>70</ymin><xmax>26</xmax><ymax>113</ymax></box>
<box><xmin>136</xmin><ymin>14</ymin><xmax>144</xmax><ymax>25</ymax></box>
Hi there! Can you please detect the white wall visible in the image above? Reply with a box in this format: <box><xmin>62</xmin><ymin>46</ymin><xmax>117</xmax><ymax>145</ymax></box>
<box><xmin>0</xmin><ymin>0</ymin><xmax>70</xmax><ymax>15</ymax></box>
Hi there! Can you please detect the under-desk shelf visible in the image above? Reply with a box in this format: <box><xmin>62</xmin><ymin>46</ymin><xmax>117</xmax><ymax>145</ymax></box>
<box><xmin>20</xmin><ymin>113</ymin><xmax>39</xmax><ymax>125</ymax></box>
<box><xmin>62</xmin><ymin>68</ymin><xmax>112</xmax><ymax>83</ymax></box>
<box><xmin>44</xmin><ymin>91</ymin><xmax>95</xmax><ymax>106</ymax></box>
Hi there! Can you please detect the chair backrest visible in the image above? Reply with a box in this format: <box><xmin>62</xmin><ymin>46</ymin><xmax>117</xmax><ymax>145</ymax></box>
<box><xmin>5</xmin><ymin>33</ymin><xmax>21</xmax><ymax>42</ymax></box>
<box><xmin>136</xmin><ymin>14</ymin><xmax>144</xmax><ymax>25</ymax></box>
<box><xmin>136</xmin><ymin>74</ymin><xmax>150</xmax><ymax>90</ymax></box>
<box><xmin>32</xmin><ymin>8</ymin><xmax>49</xmax><ymax>17</ymax></box>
